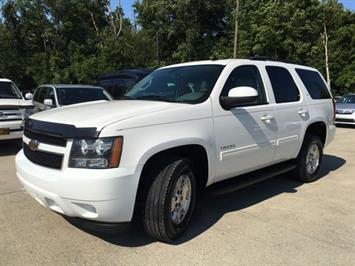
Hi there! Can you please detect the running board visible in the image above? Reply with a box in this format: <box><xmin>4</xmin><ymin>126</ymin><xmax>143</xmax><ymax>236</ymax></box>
<box><xmin>206</xmin><ymin>160</ymin><xmax>297</xmax><ymax>196</ymax></box>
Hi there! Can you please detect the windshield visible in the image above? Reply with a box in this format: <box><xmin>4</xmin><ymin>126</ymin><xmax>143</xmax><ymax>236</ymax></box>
<box><xmin>56</xmin><ymin>87</ymin><xmax>113</xmax><ymax>106</ymax></box>
<box><xmin>0</xmin><ymin>81</ymin><xmax>22</xmax><ymax>99</ymax></box>
<box><xmin>124</xmin><ymin>65</ymin><xmax>225</xmax><ymax>104</ymax></box>
<box><xmin>338</xmin><ymin>95</ymin><xmax>355</xmax><ymax>104</ymax></box>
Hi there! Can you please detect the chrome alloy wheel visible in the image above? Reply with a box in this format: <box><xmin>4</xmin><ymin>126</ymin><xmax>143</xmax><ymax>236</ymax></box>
<box><xmin>171</xmin><ymin>174</ymin><xmax>192</xmax><ymax>225</ymax></box>
<box><xmin>306</xmin><ymin>144</ymin><xmax>320</xmax><ymax>174</ymax></box>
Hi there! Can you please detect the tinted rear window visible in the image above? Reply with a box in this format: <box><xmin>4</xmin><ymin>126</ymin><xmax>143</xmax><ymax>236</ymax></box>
<box><xmin>296</xmin><ymin>69</ymin><xmax>331</xmax><ymax>99</ymax></box>
<box><xmin>266</xmin><ymin>66</ymin><xmax>300</xmax><ymax>103</ymax></box>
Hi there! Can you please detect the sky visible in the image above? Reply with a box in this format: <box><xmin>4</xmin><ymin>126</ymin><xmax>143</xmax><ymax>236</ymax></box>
<box><xmin>112</xmin><ymin>0</ymin><xmax>355</xmax><ymax>20</ymax></box>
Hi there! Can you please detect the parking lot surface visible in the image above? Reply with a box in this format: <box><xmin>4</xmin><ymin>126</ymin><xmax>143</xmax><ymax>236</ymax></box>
<box><xmin>0</xmin><ymin>127</ymin><xmax>355</xmax><ymax>265</ymax></box>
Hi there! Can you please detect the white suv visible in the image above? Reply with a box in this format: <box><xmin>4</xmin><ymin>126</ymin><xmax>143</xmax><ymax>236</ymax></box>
<box><xmin>16</xmin><ymin>59</ymin><xmax>336</xmax><ymax>241</ymax></box>
<box><xmin>0</xmin><ymin>79</ymin><xmax>33</xmax><ymax>140</ymax></box>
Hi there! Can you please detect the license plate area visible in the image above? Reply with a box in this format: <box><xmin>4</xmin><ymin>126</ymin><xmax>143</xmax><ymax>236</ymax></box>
<box><xmin>0</xmin><ymin>128</ymin><xmax>10</xmax><ymax>135</ymax></box>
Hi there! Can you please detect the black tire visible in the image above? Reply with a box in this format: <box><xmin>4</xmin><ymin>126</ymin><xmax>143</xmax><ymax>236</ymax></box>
<box><xmin>295</xmin><ymin>134</ymin><xmax>324</xmax><ymax>182</ymax></box>
<box><xmin>143</xmin><ymin>157</ymin><xmax>196</xmax><ymax>242</ymax></box>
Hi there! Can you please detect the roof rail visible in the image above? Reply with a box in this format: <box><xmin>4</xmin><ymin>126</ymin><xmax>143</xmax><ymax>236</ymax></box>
<box><xmin>248</xmin><ymin>56</ymin><xmax>302</xmax><ymax>65</ymax></box>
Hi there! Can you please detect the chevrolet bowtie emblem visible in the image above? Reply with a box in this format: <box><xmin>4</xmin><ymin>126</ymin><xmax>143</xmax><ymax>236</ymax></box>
<box><xmin>28</xmin><ymin>139</ymin><xmax>39</xmax><ymax>151</ymax></box>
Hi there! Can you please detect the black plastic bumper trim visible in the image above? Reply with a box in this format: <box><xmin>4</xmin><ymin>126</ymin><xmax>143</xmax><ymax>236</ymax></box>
<box><xmin>25</xmin><ymin>118</ymin><xmax>99</xmax><ymax>139</ymax></box>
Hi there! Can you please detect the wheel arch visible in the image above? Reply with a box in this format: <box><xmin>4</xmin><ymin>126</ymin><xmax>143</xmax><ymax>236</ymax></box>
<box><xmin>304</xmin><ymin>121</ymin><xmax>327</xmax><ymax>145</ymax></box>
<box><xmin>298</xmin><ymin>120</ymin><xmax>327</xmax><ymax>158</ymax></box>
<box><xmin>132</xmin><ymin>141</ymin><xmax>211</xmax><ymax>220</ymax></box>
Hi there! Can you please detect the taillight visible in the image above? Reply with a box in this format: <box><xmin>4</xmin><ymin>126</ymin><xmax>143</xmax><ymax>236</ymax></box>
<box><xmin>332</xmin><ymin>97</ymin><xmax>336</xmax><ymax>122</ymax></box>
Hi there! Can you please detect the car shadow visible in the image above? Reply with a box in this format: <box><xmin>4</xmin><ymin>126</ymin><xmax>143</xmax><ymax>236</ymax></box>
<box><xmin>65</xmin><ymin>154</ymin><xmax>345</xmax><ymax>247</ymax></box>
<box><xmin>0</xmin><ymin>139</ymin><xmax>22</xmax><ymax>156</ymax></box>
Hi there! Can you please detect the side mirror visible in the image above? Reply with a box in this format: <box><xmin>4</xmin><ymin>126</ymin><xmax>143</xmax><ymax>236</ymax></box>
<box><xmin>220</xmin><ymin>86</ymin><xmax>259</xmax><ymax>110</ymax></box>
<box><xmin>43</xmin><ymin>99</ymin><xmax>54</xmax><ymax>107</ymax></box>
<box><xmin>25</xmin><ymin>93</ymin><xmax>33</xmax><ymax>100</ymax></box>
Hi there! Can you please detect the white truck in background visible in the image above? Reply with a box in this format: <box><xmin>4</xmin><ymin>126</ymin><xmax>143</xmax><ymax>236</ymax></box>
<box><xmin>0</xmin><ymin>79</ymin><xmax>33</xmax><ymax>140</ymax></box>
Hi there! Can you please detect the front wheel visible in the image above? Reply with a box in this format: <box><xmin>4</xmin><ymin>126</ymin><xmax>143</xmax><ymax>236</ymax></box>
<box><xmin>295</xmin><ymin>134</ymin><xmax>324</xmax><ymax>182</ymax></box>
<box><xmin>143</xmin><ymin>157</ymin><xmax>196</xmax><ymax>242</ymax></box>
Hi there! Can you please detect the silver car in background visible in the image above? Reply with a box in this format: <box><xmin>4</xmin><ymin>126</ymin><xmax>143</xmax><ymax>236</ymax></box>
<box><xmin>335</xmin><ymin>94</ymin><xmax>355</xmax><ymax>125</ymax></box>
<box><xmin>27</xmin><ymin>84</ymin><xmax>113</xmax><ymax>115</ymax></box>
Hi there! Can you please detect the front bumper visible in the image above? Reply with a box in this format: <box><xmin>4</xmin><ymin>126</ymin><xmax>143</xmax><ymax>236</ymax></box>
<box><xmin>16</xmin><ymin>150</ymin><xmax>142</xmax><ymax>223</ymax></box>
<box><xmin>335</xmin><ymin>113</ymin><xmax>355</xmax><ymax>125</ymax></box>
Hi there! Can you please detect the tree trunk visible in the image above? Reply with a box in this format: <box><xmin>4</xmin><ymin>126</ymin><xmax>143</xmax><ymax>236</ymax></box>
<box><xmin>233</xmin><ymin>0</ymin><xmax>240</xmax><ymax>59</ymax></box>
<box><xmin>321</xmin><ymin>23</ymin><xmax>331</xmax><ymax>88</ymax></box>
<box><xmin>90</xmin><ymin>12</ymin><xmax>103</xmax><ymax>48</ymax></box>
<box><xmin>107</xmin><ymin>0</ymin><xmax>123</xmax><ymax>39</ymax></box>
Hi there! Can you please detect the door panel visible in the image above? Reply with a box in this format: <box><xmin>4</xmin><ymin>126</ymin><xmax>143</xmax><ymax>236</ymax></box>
<box><xmin>264</xmin><ymin>66</ymin><xmax>308</xmax><ymax>162</ymax></box>
<box><xmin>212</xmin><ymin>65</ymin><xmax>277</xmax><ymax>182</ymax></box>
<box><xmin>272</xmin><ymin>103</ymin><xmax>307</xmax><ymax>161</ymax></box>
<box><xmin>214</xmin><ymin>106</ymin><xmax>277</xmax><ymax>182</ymax></box>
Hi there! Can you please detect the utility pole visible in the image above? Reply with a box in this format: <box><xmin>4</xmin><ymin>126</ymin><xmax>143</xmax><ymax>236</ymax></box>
<box><xmin>233</xmin><ymin>0</ymin><xmax>240</xmax><ymax>59</ymax></box>
<box><xmin>321</xmin><ymin>23</ymin><xmax>331</xmax><ymax>88</ymax></box>
<box><xmin>156</xmin><ymin>30</ymin><xmax>160</xmax><ymax>67</ymax></box>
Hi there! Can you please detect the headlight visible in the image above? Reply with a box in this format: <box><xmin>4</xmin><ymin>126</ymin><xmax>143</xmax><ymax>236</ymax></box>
<box><xmin>69</xmin><ymin>137</ymin><xmax>123</xmax><ymax>169</ymax></box>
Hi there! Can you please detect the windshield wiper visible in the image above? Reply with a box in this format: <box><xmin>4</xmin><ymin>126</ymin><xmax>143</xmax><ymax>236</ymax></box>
<box><xmin>134</xmin><ymin>95</ymin><xmax>176</xmax><ymax>103</ymax></box>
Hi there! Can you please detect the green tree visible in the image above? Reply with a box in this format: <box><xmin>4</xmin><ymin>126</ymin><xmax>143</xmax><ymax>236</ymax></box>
<box><xmin>134</xmin><ymin>0</ymin><xmax>228</xmax><ymax>64</ymax></box>
<box><xmin>0</xmin><ymin>0</ymin><xmax>354</xmax><ymax>94</ymax></box>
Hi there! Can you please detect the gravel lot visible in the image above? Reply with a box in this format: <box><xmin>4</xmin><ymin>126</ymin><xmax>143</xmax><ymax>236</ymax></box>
<box><xmin>0</xmin><ymin>127</ymin><xmax>354</xmax><ymax>265</ymax></box>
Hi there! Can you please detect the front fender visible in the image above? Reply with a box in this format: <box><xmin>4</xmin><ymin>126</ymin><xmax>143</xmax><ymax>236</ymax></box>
<box><xmin>118</xmin><ymin>119</ymin><xmax>216</xmax><ymax>184</ymax></box>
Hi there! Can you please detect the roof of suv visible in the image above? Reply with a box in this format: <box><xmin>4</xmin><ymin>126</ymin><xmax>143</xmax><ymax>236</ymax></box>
<box><xmin>161</xmin><ymin>59</ymin><xmax>317</xmax><ymax>72</ymax></box>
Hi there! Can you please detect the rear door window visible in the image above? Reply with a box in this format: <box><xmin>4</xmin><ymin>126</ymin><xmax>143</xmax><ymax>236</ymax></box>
<box><xmin>296</xmin><ymin>69</ymin><xmax>331</xmax><ymax>99</ymax></box>
<box><xmin>266</xmin><ymin>66</ymin><xmax>300</xmax><ymax>103</ymax></box>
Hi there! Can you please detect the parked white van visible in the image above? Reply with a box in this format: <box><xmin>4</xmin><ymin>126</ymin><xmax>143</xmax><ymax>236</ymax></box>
<box><xmin>0</xmin><ymin>79</ymin><xmax>33</xmax><ymax>140</ymax></box>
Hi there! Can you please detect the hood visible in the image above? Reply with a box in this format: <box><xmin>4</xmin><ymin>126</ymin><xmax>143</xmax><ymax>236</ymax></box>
<box><xmin>0</xmin><ymin>98</ymin><xmax>32</xmax><ymax>108</ymax></box>
<box><xmin>336</xmin><ymin>103</ymin><xmax>355</xmax><ymax>110</ymax></box>
<box><xmin>30</xmin><ymin>100</ymin><xmax>185</xmax><ymax>130</ymax></box>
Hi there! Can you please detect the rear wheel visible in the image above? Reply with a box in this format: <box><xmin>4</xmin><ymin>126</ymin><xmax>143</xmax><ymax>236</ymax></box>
<box><xmin>143</xmin><ymin>157</ymin><xmax>196</xmax><ymax>242</ymax></box>
<box><xmin>295</xmin><ymin>134</ymin><xmax>323</xmax><ymax>182</ymax></box>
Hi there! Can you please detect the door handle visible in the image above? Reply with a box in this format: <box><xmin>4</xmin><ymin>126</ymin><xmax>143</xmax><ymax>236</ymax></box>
<box><xmin>298</xmin><ymin>109</ymin><xmax>308</xmax><ymax>116</ymax></box>
<box><xmin>260</xmin><ymin>115</ymin><xmax>274</xmax><ymax>122</ymax></box>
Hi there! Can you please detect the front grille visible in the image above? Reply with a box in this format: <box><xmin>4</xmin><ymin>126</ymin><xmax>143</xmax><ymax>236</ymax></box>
<box><xmin>0</xmin><ymin>118</ymin><xmax>22</xmax><ymax>122</ymax></box>
<box><xmin>24</xmin><ymin>129</ymin><xmax>67</xmax><ymax>147</ymax></box>
<box><xmin>23</xmin><ymin>143</ymin><xmax>63</xmax><ymax>169</ymax></box>
<box><xmin>336</xmin><ymin>110</ymin><xmax>353</xmax><ymax>114</ymax></box>
<box><xmin>0</xmin><ymin>109</ymin><xmax>22</xmax><ymax>122</ymax></box>
<box><xmin>336</xmin><ymin>118</ymin><xmax>355</xmax><ymax>123</ymax></box>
